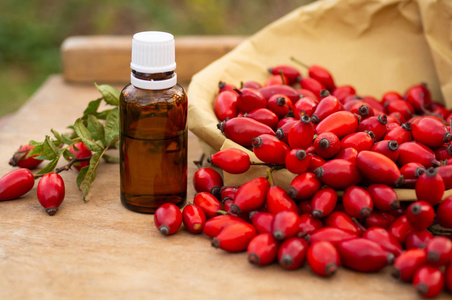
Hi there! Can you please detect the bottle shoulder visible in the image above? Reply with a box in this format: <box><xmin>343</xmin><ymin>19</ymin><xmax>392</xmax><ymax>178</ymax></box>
<box><xmin>120</xmin><ymin>83</ymin><xmax>187</xmax><ymax>104</ymax></box>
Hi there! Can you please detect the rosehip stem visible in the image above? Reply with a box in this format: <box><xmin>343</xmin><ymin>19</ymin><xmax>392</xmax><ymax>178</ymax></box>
<box><xmin>193</xmin><ymin>153</ymin><xmax>205</xmax><ymax>169</ymax></box>
<box><xmin>266</xmin><ymin>168</ymin><xmax>275</xmax><ymax>186</ymax></box>
<box><xmin>33</xmin><ymin>156</ymin><xmax>93</xmax><ymax>179</ymax></box>
<box><xmin>278</xmin><ymin>70</ymin><xmax>287</xmax><ymax>85</ymax></box>
<box><xmin>290</xmin><ymin>56</ymin><xmax>309</xmax><ymax>70</ymax></box>
<box><xmin>403</xmin><ymin>179</ymin><xmax>417</xmax><ymax>186</ymax></box>
<box><xmin>351</xmin><ymin>217</ymin><xmax>367</xmax><ymax>233</ymax></box>
<box><xmin>250</xmin><ymin>162</ymin><xmax>284</xmax><ymax>168</ymax></box>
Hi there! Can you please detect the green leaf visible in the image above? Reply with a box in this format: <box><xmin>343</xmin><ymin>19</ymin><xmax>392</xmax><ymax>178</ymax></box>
<box><xmin>77</xmin><ymin>153</ymin><xmax>101</xmax><ymax>201</ymax></box>
<box><xmin>73</xmin><ymin>118</ymin><xmax>104</xmax><ymax>153</ymax></box>
<box><xmin>102</xmin><ymin>153</ymin><xmax>120</xmax><ymax>163</ymax></box>
<box><xmin>43</xmin><ymin>136</ymin><xmax>59</xmax><ymax>160</ymax></box>
<box><xmin>83</xmin><ymin>98</ymin><xmax>102</xmax><ymax>119</ymax></box>
<box><xmin>37</xmin><ymin>157</ymin><xmax>59</xmax><ymax>174</ymax></box>
<box><xmin>95</xmin><ymin>83</ymin><xmax>120</xmax><ymax>106</ymax></box>
<box><xmin>27</xmin><ymin>142</ymin><xmax>44</xmax><ymax>158</ymax></box>
<box><xmin>29</xmin><ymin>140</ymin><xmax>42</xmax><ymax>146</ymax></box>
<box><xmin>51</xmin><ymin>129</ymin><xmax>63</xmax><ymax>143</ymax></box>
<box><xmin>76</xmin><ymin>165</ymin><xmax>89</xmax><ymax>189</ymax></box>
<box><xmin>93</xmin><ymin>109</ymin><xmax>112</xmax><ymax>120</ymax></box>
<box><xmin>104</xmin><ymin>107</ymin><xmax>119</xmax><ymax>146</ymax></box>
<box><xmin>87</xmin><ymin>115</ymin><xmax>105</xmax><ymax>143</ymax></box>
<box><xmin>62</xmin><ymin>148</ymin><xmax>75</xmax><ymax>161</ymax></box>
<box><xmin>60</xmin><ymin>133</ymin><xmax>73</xmax><ymax>145</ymax></box>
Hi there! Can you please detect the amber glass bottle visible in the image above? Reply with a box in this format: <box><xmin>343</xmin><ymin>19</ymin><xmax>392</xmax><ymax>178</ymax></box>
<box><xmin>120</xmin><ymin>32</ymin><xmax>187</xmax><ymax>213</ymax></box>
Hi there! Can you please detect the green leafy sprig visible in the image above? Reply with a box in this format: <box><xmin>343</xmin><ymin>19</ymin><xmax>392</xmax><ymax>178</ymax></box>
<box><xmin>26</xmin><ymin>83</ymin><xmax>121</xmax><ymax>201</ymax></box>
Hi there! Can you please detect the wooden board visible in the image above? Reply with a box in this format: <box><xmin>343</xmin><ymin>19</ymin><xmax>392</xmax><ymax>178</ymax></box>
<box><xmin>0</xmin><ymin>75</ymin><xmax>450</xmax><ymax>299</ymax></box>
<box><xmin>61</xmin><ymin>35</ymin><xmax>246</xmax><ymax>84</ymax></box>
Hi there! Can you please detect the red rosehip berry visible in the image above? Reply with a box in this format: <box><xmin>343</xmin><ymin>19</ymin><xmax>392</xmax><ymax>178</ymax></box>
<box><xmin>337</xmin><ymin>238</ymin><xmax>394</xmax><ymax>273</ymax></box>
<box><xmin>0</xmin><ymin>168</ymin><xmax>35</xmax><ymax>201</ymax></box>
<box><xmin>154</xmin><ymin>203</ymin><xmax>182</xmax><ymax>235</ymax></box>
<box><xmin>278</xmin><ymin>237</ymin><xmax>309</xmax><ymax>270</ymax></box>
<box><xmin>208</xmin><ymin>148</ymin><xmax>250</xmax><ymax>174</ymax></box>
<box><xmin>307</xmin><ymin>241</ymin><xmax>341</xmax><ymax>277</ymax></box>
<box><xmin>230</xmin><ymin>177</ymin><xmax>270</xmax><ymax>215</ymax></box>
<box><xmin>211</xmin><ymin>222</ymin><xmax>257</xmax><ymax>252</ymax></box>
<box><xmin>193</xmin><ymin>167</ymin><xmax>223</xmax><ymax>197</ymax></box>
<box><xmin>272</xmin><ymin>210</ymin><xmax>300</xmax><ymax>241</ymax></box>
<box><xmin>9</xmin><ymin>144</ymin><xmax>43</xmax><ymax>170</ymax></box>
<box><xmin>436</xmin><ymin>196</ymin><xmax>452</xmax><ymax>229</ymax></box>
<box><xmin>247</xmin><ymin>233</ymin><xmax>279</xmax><ymax>266</ymax></box>
<box><xmin>413</xmin><ymin>266</ymin><xmax>444</xmax><ymax>298</ymax></box>
<box><xmin>182</xmin><ymin>204</ymin><xmax>206</xmax><ymax>234</ymax></box>
<box><xmin>68</xmin><ymin>142</ymin><xmax>92</xmax><ymax>171</ymax></box>
<box><xmin>193</xmin><ymin>192</ymin><xmax>222</xmax><ymax>219</ymax></box>
<box><xmin>392</xmin><ymin>249</ymin><xmax>428</xmax><ymax>282</ymax></box>
<box><xmin>37</xmin><ymin>173</ymin><xmax>65</xmax><ymax>216</ymax></box>
<box><xmin>406</xmin><ymin>201</ymin><xmax>435</xmax><ymax>231</ymax></box>
<box><xmin>424</xmin><ymin>236</ymin><xmax>452</xmax><ymax>267</ymax></box>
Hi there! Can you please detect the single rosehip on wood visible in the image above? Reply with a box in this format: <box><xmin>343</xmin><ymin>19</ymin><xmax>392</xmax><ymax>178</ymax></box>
<box><xmin>0</xmin><ymin>168</ymin><xmax>35</xmax><ymax>201</ymax></box>
<box><xmin>37</xmin><ymin>173</ymin><xmax>65</xmax><ymax>216</ymax></box>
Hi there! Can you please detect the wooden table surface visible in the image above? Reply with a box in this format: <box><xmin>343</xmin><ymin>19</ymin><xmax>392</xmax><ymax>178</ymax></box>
<box><xmin>0</xmin><ymin>75</ymin><xmax>450</xmax><ymax>300</ymax></box>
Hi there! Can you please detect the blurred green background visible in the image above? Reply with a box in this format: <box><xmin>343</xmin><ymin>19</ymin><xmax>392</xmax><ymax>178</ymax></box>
<box><xmin>0</xmin><ymin>0</ymin><xmax>315</xmax><ymax>118</ymax></box>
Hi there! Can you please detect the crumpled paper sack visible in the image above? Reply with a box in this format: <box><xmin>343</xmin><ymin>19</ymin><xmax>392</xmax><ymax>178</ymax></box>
<box><xmin>187</xmin><ymin>0</ymin><xmax>452</xmax><ymax>201</ymax></box>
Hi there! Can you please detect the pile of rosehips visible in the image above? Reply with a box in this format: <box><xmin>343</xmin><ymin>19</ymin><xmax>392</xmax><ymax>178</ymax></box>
<box><xmin>155</xmin><ymin>61</ymin><xmax>452</xmax><ymax>298</ymax></box>
<box><xmin>0</xmin><ymin>142</ymin><xmax>92</xmax><ymax>215</ymax></box>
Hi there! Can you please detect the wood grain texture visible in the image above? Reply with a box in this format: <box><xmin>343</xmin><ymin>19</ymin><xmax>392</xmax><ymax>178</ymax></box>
<box><xmin>61</xmin><ymin>35</ymin><xmax>246</xmax><ymax>84</ymax></box>
<box><xmin>0</xmin><ymin>75</ymin><xmax>450</xmax><ymax>299</ymax></box>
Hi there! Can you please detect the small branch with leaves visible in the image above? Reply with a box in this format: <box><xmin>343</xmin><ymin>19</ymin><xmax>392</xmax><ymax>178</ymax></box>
<box><xmin>23</xmin><ymin>83</ymin><xmax>121</xmax><ymax>201</ymax></box>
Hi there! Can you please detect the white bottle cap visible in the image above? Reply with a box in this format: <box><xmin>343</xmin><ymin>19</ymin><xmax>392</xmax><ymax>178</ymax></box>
<box><xmin>130</xmin><ymin>31</ymin><xmax>177</xmax><ymax>90</ymax></box>
<box><xmin>131</xmin><ymin>31</ymin><xmax>176</xmax><ymax>73</ymax></box>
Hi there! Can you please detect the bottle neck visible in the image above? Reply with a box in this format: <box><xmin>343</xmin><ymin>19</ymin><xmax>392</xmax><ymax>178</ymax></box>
<box><xmin>131</xmin><ymin>70</ymin><xmax>177</xmax><ymax>90</ymax></box>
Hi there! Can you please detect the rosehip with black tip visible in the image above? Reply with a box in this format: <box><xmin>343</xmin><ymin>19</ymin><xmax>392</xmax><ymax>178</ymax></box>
<box><xmin>37</xmin><ymin>173</ymin><xmax>65</xmax><ymax>216</ymax></box>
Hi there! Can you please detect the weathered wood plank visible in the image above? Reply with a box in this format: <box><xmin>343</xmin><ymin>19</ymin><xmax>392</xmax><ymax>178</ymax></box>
<box><xmin>62</xmin><ymin>35</ymin><xmax>246</xmax><ymax>83</ymax></box>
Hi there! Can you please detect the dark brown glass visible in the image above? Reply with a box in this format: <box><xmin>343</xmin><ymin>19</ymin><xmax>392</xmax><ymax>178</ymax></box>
<box><xmin>120</xmin><ymin>71</ymin><xmax>187</xmax><ymax>213</ymax></box>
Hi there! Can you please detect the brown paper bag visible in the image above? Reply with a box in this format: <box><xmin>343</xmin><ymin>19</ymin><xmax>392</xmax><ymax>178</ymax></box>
<box><xmin>187</xmin><ymin>0</ymin><xmax>452</xmax><ymax>201</ymax></box>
